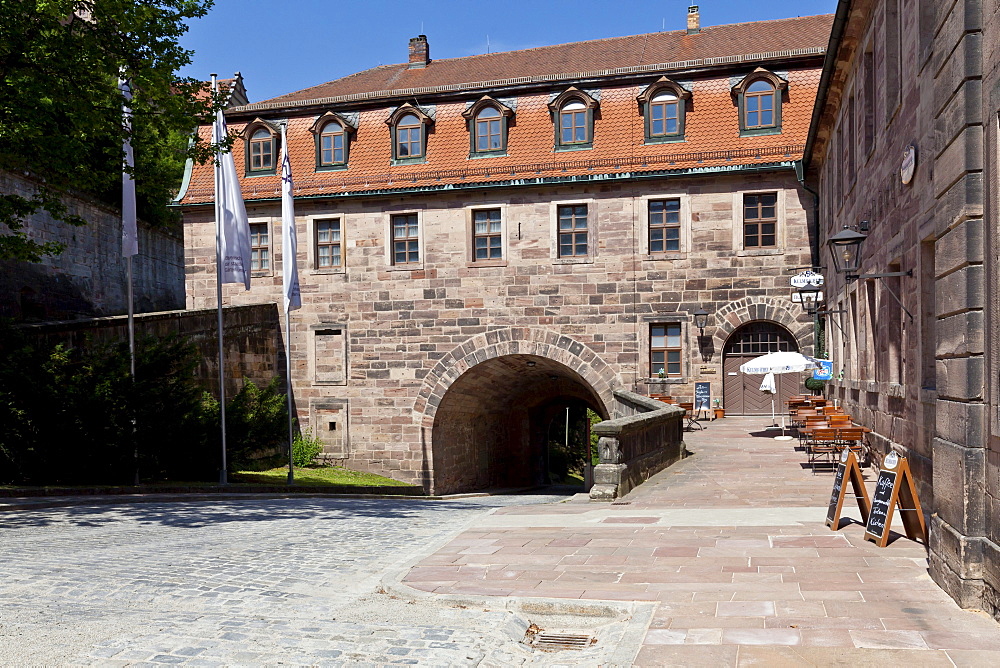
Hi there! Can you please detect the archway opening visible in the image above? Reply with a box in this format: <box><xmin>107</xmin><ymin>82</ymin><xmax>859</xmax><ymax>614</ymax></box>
<box><xmin>430</xmin><ymin>354</ymin><xmax>608</xmax><ymax>495</ymax></box>
<box><xmin>722</xmin><ymin>321</ymin><xmax>801</xmax><ymax>415</ymax></box>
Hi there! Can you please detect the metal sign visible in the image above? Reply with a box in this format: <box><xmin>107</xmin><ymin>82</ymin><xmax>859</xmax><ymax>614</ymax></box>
<box><xmin>791</xmin><ymin>291</ymin><xmax>824</xmax><ymax>304</ymax></box>
<box><xmin>813</xmin><ymin>360</ymin><xmax>833</xmax><ymax>380</ymax></box>
<box><xmin>790</xmin><ymin>270</ymin><xmax>824</xmax><ymax>289</ymax></box>
<box><xmin>900</xmin><ymin>145</ymin><xmax>917</xmax><ymax>185</ymax></box>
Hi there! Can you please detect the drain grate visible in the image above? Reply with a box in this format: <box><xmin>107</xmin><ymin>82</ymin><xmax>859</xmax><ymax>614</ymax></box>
<box><xmin>611</xmin><ymin>500</ymin><xmax>631</xmax><ymax>505</ymax></box>
<box><xmin>533</xmin><ymin>632</ymin><xmax>594</xmax><ymax>651</ymax></box>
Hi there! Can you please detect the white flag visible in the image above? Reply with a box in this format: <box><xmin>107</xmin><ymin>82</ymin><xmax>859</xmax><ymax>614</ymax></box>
<box><xmin>213</xmin><ymin>108</ymin><xmax>251</xmax><ymax>289</ymax></box>
<box><xmin>280</xmin><ymin>126</ymin><xmax>301</xmax><ymax>312</ymax></box>
<box><xmin>120</xmin><ymin>78</ymin><xmax>138</xmax><ymax>257</ymax></box>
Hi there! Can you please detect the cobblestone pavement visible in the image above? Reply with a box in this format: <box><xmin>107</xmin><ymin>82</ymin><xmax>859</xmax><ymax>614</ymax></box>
<box><xmin>0</xmin><ymin>493</ymin><xmax>643</xmax><ymax>666</ymax></box>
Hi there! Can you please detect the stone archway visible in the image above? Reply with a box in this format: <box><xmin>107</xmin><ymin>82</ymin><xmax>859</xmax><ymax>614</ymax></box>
<box><xmin>711</xmin><ymin>297</ymin><xmax>813</xmax><ymax>416</ymax></box>
<box><xmin>414</xmin><ymin>328</ymin><xmax>618</xmax><ymax>495</ymax></box>
<box><xmin>712</xmin><ymin>296</ymin><xmax>813</xmax><ymax>355</ymax></box>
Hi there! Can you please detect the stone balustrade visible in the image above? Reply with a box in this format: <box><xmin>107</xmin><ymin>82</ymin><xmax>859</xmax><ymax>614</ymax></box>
<box><xmin>589</xmin><ymin>390</ymin><xmax>687</xmax><ymax>501</ymax></box>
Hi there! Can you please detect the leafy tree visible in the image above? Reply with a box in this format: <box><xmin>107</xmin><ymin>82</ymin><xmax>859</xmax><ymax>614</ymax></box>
<box><xmin>0</xmin><ymin>0</ymin><xmax>227</xmax><ymax>261</ymax></box>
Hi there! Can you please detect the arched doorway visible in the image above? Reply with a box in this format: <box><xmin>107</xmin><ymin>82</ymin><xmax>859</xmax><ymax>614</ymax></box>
<box><xmin>430</xmin><ymin>354</ymin><xmax>608</xmax><ymax>495</ymax></box>
<box><xmin>723</xmin><ymin>321</ymin><xmax>801</xmax><ymax>415</ymax></box>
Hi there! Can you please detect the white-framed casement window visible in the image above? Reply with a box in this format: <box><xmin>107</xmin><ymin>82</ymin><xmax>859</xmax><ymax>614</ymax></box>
<box><xmin>638</xmin><ymin>193</ymin><xmax>691</xmax><ymax>257</ymax></box>
<box><xmin>465</xmin><ymin>204</ymin><xmax>508</xmax><ymax>267</ymax></box>
<box><xmin>732</xmin><ymin>189</ymin><xmax>786</xmax><ymax>256</ymax></box>
<box><xmin>384</xmin><ymin>209</ymin><xmax>424</xmax><ymax>270</ymax></box>
<box><xmin>549</xmin><ymin>199</ymin><xmax>596</xmax><ymax>263</ymax></box>
<box><xmin>640</xmin><ymin>316</ymin><xmax>688</xmax><ymax>382</ymax></box>
<box><xmin>650</xmin><ymin>323</ymin><xmax>683</xmax><ymax>377</ymax></box>
<box><xmin>305</xmin><ymin>214</ymin><xmax>346</xmax><ymax>274</ymax></box>
<box><xmin>247</xmin><ymin>217</ymin><xmax>274</xmax><ymax>276</ymax></box>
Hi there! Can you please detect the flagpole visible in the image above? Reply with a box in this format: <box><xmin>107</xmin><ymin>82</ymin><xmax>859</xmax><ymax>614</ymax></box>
<box><xmin>212</xmin><ymin>73</ymin><xmax>228</xmax><ymax>485</ymax></box>
<box><xmin>285</xmin><ymin>307</ymin><xmax>294</xmax><ymax>484</ymax></box>
<box><xmin>121</xmin><ymin>73</ymin><xmax>139</xmax><ymax>486</ymax></box>
<box><xmin>279</xmin><ymin>122</ymin><xmax>300</xmax><ymax>485</ymax></box>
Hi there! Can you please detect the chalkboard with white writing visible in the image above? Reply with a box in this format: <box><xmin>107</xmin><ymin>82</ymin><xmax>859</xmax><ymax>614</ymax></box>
<box><xmin>695</xmin><ymin>382</ymin><xmax>711</xmax><ymax>411</ymax></box>
<box><xmin>864</xmin><ymin>468</ymin><xmax>898</xmax><ymax>541</ymax></box>
<box><xmin>826</xmin><ymin>457</ymin><xmax>847</xmax><ymax>524</ymax></box>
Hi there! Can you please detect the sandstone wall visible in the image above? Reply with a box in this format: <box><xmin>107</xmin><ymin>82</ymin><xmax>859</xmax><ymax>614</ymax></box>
<box><xmin>183</xmin><ymin>170</ymin><xmax>814</xmax><ymax>488</ymax></box>
<box><xmin>0</xmin><ymin>171</ymin><xmax>185</xmax><ymax>321</ymax></box>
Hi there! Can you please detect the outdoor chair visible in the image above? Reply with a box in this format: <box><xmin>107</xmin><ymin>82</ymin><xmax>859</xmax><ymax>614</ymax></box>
<box><xmin>678</xmin><ymin>402</ymin><xmax>704</xmax><ymax>431</ymax></box>
<box><xmin>806</xmin><ymin>427</ymin><xmax>842</xmax><ymax>472</ymax></box>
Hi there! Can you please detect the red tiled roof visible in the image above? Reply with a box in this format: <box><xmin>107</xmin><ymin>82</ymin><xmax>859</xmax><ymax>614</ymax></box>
<box><xmin>177</xmin><ymin>15</ymin><xmax>832</xmax><ymax>206</ymax></box>
<box><xmin>256</xmin><ymin>15</ymin><xmax>832</xmax><ymax>107</ymax></box>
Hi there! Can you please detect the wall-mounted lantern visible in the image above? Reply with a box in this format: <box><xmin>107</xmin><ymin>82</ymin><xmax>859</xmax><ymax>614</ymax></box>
<box><xmin>827</xmin><ymin>225</ymin><xmax>868</xmax><ymax>280</ymax></box>
<box><xmin>692</xmin><ymin>308</ymin><xmax>709</xmax><ymax>335</ymax></box>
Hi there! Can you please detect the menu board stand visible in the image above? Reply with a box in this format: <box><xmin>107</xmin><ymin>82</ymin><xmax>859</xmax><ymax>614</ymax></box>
<box><xmin>825</xmin><ymin>447</ymin><xmax>870</xmax><ymax>529</ymax></box>
<box><xmin>863</xmin><ymin>452</ymin><xmax>927</xmax><ymax>547</ymax></box>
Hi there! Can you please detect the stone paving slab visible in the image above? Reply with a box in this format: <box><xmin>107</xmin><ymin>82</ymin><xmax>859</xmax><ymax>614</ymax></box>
<box><xmin>403</xmin><ymin>417</ymin><xmax>1000</xmax><ymax>665</ymax></box>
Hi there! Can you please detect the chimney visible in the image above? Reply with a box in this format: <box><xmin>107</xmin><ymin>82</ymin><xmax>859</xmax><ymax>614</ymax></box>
<box><xmin>408</xmin><ymin>35</ymin><xmax>430</xmax><ymax>69</ymax></box>
<box><xmin>687</xmin><ymin>5</ymin><xmax>701</xmax><ymax>34</ymax></box>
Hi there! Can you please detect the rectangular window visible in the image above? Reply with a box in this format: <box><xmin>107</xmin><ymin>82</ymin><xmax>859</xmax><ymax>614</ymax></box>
<box><xmin>557</xmin><ymin>204</ymin><xmax>588</xmax><ymax>257</ymax></box>
<box><xmin>648</xmin><ymin>199</ymin><xmax>681</xmax><ymax>253</ymax></box>
<box><xmin>473</xmin><ymin>209</ymin><xmax>502</xmax><ymax>261</ymax></box>
<box><xmin>743</xmin><ymin>193</ymin><xmax>777</xmax><ymax>248</ymax></box>
<box><xmin>391</xmin><ymin>213</ymin><xmax>419</xmax><ymax>265</ymax></box>
<box><xmin>315</xmin><ymin>218</ymin><xmax>342</xmax><ymax>268</ymax></box>
<box><xmin>250</xmin><ymin>223</ymin><xmax>269</xmax><ymax>270</ymax></box>
<box><xmin>650</xmin><ymin>323</ymin><xmax>682</xmax><ymax>377</ymax></box>
<box><xmin>863</xmin><ymin>49</ymin><xmax>875</xmax><ymax>156</ymax></box>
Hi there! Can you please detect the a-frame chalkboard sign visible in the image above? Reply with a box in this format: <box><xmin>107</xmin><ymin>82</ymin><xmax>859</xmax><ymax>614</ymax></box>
<box><xmin>863</xmin><ymin>451</ymin><xmax>927</xmax><ymax>547</ymax></box>
<box><xmin>825</xmin><ymin>447</ymin><xmax>870</xmax><ymax>530</ymax></box>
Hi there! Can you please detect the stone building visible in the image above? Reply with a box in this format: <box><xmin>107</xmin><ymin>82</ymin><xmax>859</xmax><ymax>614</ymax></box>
<box><xmin>176</xmin><ymin>10</ymin><xmax>832</xmax><ymax>494</ymax></box>
<box><xmin>803</xmin><ymin>0</ymin><xmax>1000</xmax><ymax>621</ymax></box>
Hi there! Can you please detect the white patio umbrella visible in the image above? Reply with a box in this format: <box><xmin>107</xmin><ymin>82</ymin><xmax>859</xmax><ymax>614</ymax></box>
<box><xmin>740</xmin><ymin>351</ymin><xmax>822</xmax><ymax>440</ymax></box>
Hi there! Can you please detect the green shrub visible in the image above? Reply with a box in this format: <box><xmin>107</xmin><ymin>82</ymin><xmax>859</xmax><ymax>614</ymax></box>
<box><xmin>292</xmin><ymin>429</ymin><xmax>323</xmax><ymax>468</ymax></box>
<box><xmin>0</xmin><ymin>325</ymin><xmax>208</xmax><ymax>485</ymax></box>
<box><xmin>804</xmin><ymin>377</ymin><xmax>826</xmax><ymax>393</ymax></box>
<box><xmin>199</xmin><ymin>378</ymin><xmax>290</xmax><ymax>472</ymax></box>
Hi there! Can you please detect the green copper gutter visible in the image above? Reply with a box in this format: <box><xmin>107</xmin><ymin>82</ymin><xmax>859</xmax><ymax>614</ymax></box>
<box><xmin>171</xmin><ymin>161</ymin><xmax>799</xmax><ymax>208</ymax></box>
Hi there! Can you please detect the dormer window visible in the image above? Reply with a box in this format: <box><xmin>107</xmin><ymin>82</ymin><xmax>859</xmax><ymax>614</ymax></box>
<box><xmin>745</xmin><ymin>81</ymin><xmax>776</xmax><ymax>128</ymax></box>
<box><xmin>387</xmin><ymin>105</ymin><xmax>433</xmax><ymax>164</ymax></box>
<box><xmin>476</xmin><ymin>108</ymin><xmax>502</xmax><ymax>151</ymax></box>
<box><xmin>309</xmin><ymin>111</ymin><xmax>355</xmax><ymax>171</ymax></box>
<box><xmin>561</xmin><ymin>102</ymin><xmax>588</xmax><ymax>144</ymax></box>
<box><xmin>650</xmin><ymin>93</ymin><xmax>680</xmax><ymax>136</ymax></box>
<box><xmin>397</xmin><ymin>114</ymin><xmax>422</xmax><ymax>157</ymax></box>
<box><xmin>462</xmin><ymin>96</ymin><xmax>514</xmax><ymax>157</ymax></box>
<box><xmin>732</xmin><ymin>69</ymin><xmax>786</xmax><ymax>136</ymax></box>
<box><xmin>320</xmin><ymin>121</ymin><xmax>345</xmax><ymax>165</ymax></box>
<box><xmin>549</xmin><ymin>88</ymin><xmax>598</xmax><ymax>151</ymax></box>
<box><xmin>244</xmin><ymin>121</ymin><xmax>277</xmax><ymax>175</ymax></box>
<box><xmin>638</xmin><ymin>78</ymin><xmax>690</xmax><ymax>143</ymax></box>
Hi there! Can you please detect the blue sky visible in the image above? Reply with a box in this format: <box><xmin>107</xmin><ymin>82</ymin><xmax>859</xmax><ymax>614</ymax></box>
<box><xmin>179</xmin><ymin>0</ymin><xmax>838</xmax><ymax>103</ymax></box>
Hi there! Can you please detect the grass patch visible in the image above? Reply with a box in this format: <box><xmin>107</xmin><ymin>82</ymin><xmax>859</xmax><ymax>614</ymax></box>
<box><xmin>232</xmin><ymin>465</ymin><xmax>415</xmax><ymax>488</ymax></box>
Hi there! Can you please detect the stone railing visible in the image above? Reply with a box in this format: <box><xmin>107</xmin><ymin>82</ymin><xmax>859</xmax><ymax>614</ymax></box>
<box><xmin>589</xmin><ymin>390</ymin><xmax>687</xmax><ymax>501</ymax></box>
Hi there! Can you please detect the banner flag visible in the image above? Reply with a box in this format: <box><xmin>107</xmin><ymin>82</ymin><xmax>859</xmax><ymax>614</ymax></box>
<box><xmin>213</xmin><ymin>108</ymin><xmax>251</xmax><ymax>289</ymax></box>
<box><xmin>120</xmin><ymin>78</ymin><xmax>138</xmax><ymax>257</ymax></box>
<box><xmin>281</xmin><ymin>127</ymin><xmax>301</xmax><ymax>312</ymax></box>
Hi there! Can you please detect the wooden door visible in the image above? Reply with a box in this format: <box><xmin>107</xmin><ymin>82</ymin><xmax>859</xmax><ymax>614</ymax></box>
<box><xmin>722</xmin><ymin>322</ymin><xmax>802</xmax><ymax>415</ymax></box>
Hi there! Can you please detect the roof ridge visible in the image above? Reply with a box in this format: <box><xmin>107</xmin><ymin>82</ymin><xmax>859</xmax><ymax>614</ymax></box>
<box><xmin>401</xmin><ymin>13</ymin><xmax>833</xmax><ymax>69</ymax></box>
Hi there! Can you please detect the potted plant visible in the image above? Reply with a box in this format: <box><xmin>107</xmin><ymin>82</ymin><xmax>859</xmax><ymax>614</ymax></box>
<box><xmin>657</xmin><ymin>367</ymin><xmax>666</xmax><ymax>379</ymax></box>
<box><xmin>713</xmin><ymin>398</ymin><xmax>725</xmax><ymax>419</ymax></box>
